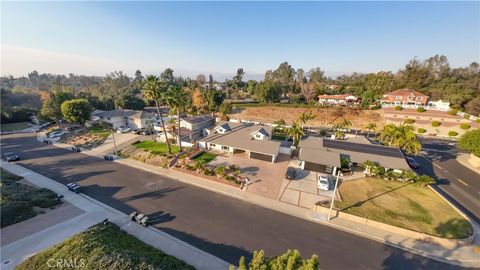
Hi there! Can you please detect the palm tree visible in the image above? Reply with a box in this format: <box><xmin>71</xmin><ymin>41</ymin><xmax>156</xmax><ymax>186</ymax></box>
<box><xmin>379</xmin><ymin>124</ymin><xmax>421</xmax><ymax>155</ymax></box>
<box><xmin>143</xmin><ymin>75</ymin><xmax>172</xmax><ymax>154</ymax></box>
<box><xmin>298</xmin><ymin>110</ymin><xmax>315</xmax><ymax>128</ymax></box>
<box><xmin>287</xmin><ymin>121</ymin><xmax>305</xmax><ymax>147</ymax></box>
<box><xmin>365</xmin><ymin>123</ymin><xmax>377</xmax><ymax>138</ymax></box>
<box><xmin>166</xmin><ymin>118</ymin><xmax>176</xmax><ymax>143</ymax></box>
<box><xmin>194</xmin><ymin>159</ymin><xmax>206</xmax><ymax>173</ymax></box>
<box><xmin>166</xmin><ymin>85</ymin><xmax>189</xmax><ymax>150</ymax></box>
<box><xmin>332</xmin><ymin>119</ymin><xmax>352</xmax><ymax>140</ymax></box>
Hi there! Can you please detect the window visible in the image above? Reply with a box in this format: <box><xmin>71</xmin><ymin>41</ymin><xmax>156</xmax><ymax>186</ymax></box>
<box><xmin>222</xmin><ymin>146</ymin><xmax>229</xmax><ymax>151</ymax></box>
<box><xmin>416</xmin><ymin>97</ymin><xmax>423</xmax><ymax>100</ymax></box>
<box><xmin>255</xmin><ymin>134</ymin><xmax>261</xmax><ymax>139</ymax></box>
<box><xmin>210</xmin><ymin>143</ymin><xmax>216</xmax><ymax>147</ymax></box>
<box><xmin>408</xmin><ymin>96</ymin><xmax>413</xmax><ymax>100</ymax></box>
<box><xmin>395</xmin><ymin>96</ymin><xmax>402</xmax><ymax>100</ymax></box>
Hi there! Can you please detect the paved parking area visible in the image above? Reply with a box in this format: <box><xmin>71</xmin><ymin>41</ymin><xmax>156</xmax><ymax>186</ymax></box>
<box><xmin>278</xmin><ymin>160</ymin><xmax>332</xmax><ymax>209</ymax></box>
<box><xmin>209</xmin><ymin>153</ymin><xmax>290</xmax><ymax>199</ymax></box>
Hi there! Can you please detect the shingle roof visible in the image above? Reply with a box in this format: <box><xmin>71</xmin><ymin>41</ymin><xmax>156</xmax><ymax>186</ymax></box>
<box><xmin>251</xmin><ymin>127</ymin><xmax>270</xmax><ymax>137</ymax></box>
<box><xmin>181</xmin><ymin>114</ymin><xmax>215</xmax><ymax>124</ymax></box>
<box><xmin>202</xmin><ymin>123</ymin><xmax>280</xmax><ymax>156</ymax></box>
<box><xmin>299</xmin><ymin>148</ymin><xmax>341</xmax><ymax>167</ymax></box>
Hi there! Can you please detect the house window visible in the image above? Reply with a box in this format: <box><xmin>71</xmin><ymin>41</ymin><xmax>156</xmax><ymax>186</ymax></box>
<box><xmin>417</xmin><ymin>97</ymin><xmax>422</xmax><ymax>100</ymax></box>
<box><xmin>396</xmin><ymin>96</ymin><xmax>402</xmax><ymax>100</ymax></box>
<box><xmin>222</xmin><ymin>146</ymin><xmax>229</xmax><ymax>151</ymax></box>
<box><xmin>408</xmin><ymin>96</ymin><xmax>413</xmax><ymax>100</ymax></box>
<box><xmin>255</xmin><ymin>134</ymin><xmax>261</xmax><ymax>139</ymax></box>
<box><xmin>210</xmin><ymin>143</ymin><xmax>216</xmax><ymax>147</ymax></box>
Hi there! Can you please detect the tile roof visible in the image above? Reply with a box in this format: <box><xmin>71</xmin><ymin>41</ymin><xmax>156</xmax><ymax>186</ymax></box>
<box><xmin>384</xmin><ymin>89</ymin><xmax>429</xmax><ymax>97</ymax></box>
<box><xmin>318</xmin><ymin>94</ymin><xmax>358</xmax><ymax>100</ymax></box>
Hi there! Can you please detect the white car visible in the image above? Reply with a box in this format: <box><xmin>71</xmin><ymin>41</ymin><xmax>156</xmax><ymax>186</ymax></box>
<box><xmin>317</xmin><ymin>175</ymin><xmax>333</xmax><ymax>191</ymax></box>
<box><xmin>117</xmin><ymin>127</ymin><xmax>131</xmax><ymax>133</ymax></box>
<box><xmin>48</xmin><ymin>131</ymin><xmax>66</xmax><ymax>138</ymax></box>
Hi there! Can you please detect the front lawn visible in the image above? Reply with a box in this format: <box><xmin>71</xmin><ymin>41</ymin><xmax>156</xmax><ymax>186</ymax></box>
<box><xmin>1</xmin><ymin>168</ymin><xmax>60</xmax><ymax>227</ymax></box>
<box><xmin>133</xmin><ymin>140</ymin><xmax>181</xmax><ymax>155</ymax></box>
<box><xmin>335</xmin><ymin>178</ymin><xmax>473</xmax><ymax>239</ymax></box>
<box><xmin>16</xmin><ymin>222</ymin><xmax>194</xmax><ymax>270</ymax></box>
<box><xmin>191</xmin><ymin>152</ymin><xmax>217</xmax><ymax>163</ymax></box>
<box><xmin>88</xmin><ymin>125</ymin><xmax>111</xmax><ymax>141</ymax></box>
<box><xmin>1</xmin><ymin>122</ymin><xmax>31</xmax><ymax>132</ymax></box>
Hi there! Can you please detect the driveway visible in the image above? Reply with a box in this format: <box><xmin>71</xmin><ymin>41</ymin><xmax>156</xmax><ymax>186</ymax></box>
<box><xmin>278</xmin><ymin>159</ymin><xmax>333</xmax><ymax>209</ymax></box>
<box><xmin>209</xmin><ymin>153</ymin><xmax>290</xmax><ymax>199</ymax></box>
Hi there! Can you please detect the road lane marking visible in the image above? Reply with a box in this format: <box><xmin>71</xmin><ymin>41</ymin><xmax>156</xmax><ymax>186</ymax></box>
<box><xmin>457</xmin><ymin>179</ymin><xmax>469</xmax><ymax>187</ymax></box>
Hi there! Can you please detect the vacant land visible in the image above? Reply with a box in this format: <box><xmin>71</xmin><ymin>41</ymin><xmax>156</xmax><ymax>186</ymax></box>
<box><xmin>0</xmin><ymin>122</ymin><xmax>31</xmax><ymax>132</ymax></box>
<box><xmin>191</xmin><ymin>152</ymin><xmax>217</xmax><ymax>163</ymax></box>
<box><xmin>230</xmin><ymin>106</ymin><xmax>384</xmax><ymax>129</ymax></box>
<box><xmin>335</xmin><ymin>178</ymin><xmax>473</xmax><ymax>239</ymax></box>
<box><xmin>16</xmin><ymin>222</ymin><xmax>194</xmax><ymax>270</ymax></box>
<box><xmin>133</xmin><ymin>140</ymin><xmax>181</xmax><ymax>155</ymax></box>
<box><xmin>0</xmin><ymin>168</ymin><xmax>60</xmax><ymax>227</ymax></box>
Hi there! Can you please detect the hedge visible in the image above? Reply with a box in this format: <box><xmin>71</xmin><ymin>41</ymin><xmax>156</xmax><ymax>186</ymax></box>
<box><xmin>416</xmin><ymin>107</ymin><xmax>426</xmax><ymax>113</ymax></box>
<box><xmin>447</xmin><ymin>109</ymin><xmax>458</xmax><ymax>115</ymax></box>
<box><xmin>448</xmin><ymin>131</ymin><xmax>458</xmax><ymax>137</ymax></box>
<box><xmin>404</xmin><ymin>119</ymin><xmax>415</xmax><ymax>124</ymax></box>
<box><xmin>417</xmin><ymin>128</ymin><xmax>427</xmax><ymax>134</ymax></box>
<box><xmin>395</xmin><ymin>106</ymin><xmax>403</xmax><ymax>111</ymax></box>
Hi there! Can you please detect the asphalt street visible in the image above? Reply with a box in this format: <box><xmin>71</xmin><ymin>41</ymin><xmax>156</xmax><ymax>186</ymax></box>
<box><xmin>0</xmin><ymin>133</ymin><xmax>467</xmax><ymax>270</ymax></box>
<box><xmin>416</xmin><ymin>138</ymin><xmax>480</xmax><ymax>225</ymax></box>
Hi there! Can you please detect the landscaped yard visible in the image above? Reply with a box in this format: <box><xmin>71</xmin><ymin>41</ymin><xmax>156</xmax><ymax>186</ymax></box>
<box><xmin>15</xmin><ymin>222</ymin><xmax>194</xmax><ymax>270</ymax></box>
<box><xmin>133</xmin><ymin>140</ymin><xmax>181</xmax><ymax>155</ymax></box>
<box><xmin>191</xmin><ymin>152</ymin><xmax>217</xmax><ymax>163</ymax></box>
<box><xmin>272</xmin><ymin>134</ymin><xmax>288</xmax><ymax>141</ymax></box>
<box><xmin>0</xmin><ymin>168</ymin><xmax>60</xmax><ymax>227</ymax></box>
<box><xmin>335</xmin><ymin>178</ymin><xmax>473</xmax><ymax>239</ymax></box>
<box><xmin>1</xmin><ymin>122</ymin><xmax>31</xmax><ymax>132</ymax></box>
<box><xmin>88</xmin><ymin>125</ymin><xmax>111</xmax><ymax>140</ymax></box>
<box><xmin>65</xmin><ymin>123</ymin><xmax>112</xmax><ymax>149</ymax></box>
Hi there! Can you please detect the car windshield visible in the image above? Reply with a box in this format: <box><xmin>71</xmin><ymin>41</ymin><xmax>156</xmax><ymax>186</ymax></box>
<box><xmin>319</xmin><ymin>180</ymin><xmax>328</xmax><ymax>184</ymax></box>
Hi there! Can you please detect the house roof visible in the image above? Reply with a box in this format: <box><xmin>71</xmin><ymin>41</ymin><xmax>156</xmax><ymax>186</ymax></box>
<box><xmin>202</xmin><ymin>123</ymin><xmax>280</xmax><ymax>156</ymax></box>
<box><xmin>383</xmin><ymin>89</ymin><xmax>429</xmax><ymax>98</ymax></box>
<box><xmin>251</xmin><ymin>127</ymin><xmax>270</xmax><ymax>137</ymax></box>
<box><xmin>218</xmin><ymin>123</ymin><xmax>232</xmax><ymax>131</ymax></box>
<box><xmin>318</xmin><ymin>94</ymin><xmax>357</xmax><ymax>100</ymax></box>
<box><xmin>298</xmin><ymin>137</ymin><xmax>409</xmax><ymax>170</ymax></box>
<box><xmin>345</xmin><ymin>136</ymin><xmax>373</xmax><ymax>145</ymax></box>
<box><xmin>299</xmin><ymin>148</ymin><xmax>341</xmax><ymax>168</ymax></box>
<box><xmin>181</xmin><ymin>114</ymin><xmax>215</xmax><ymax>125</ymax></box>
<box><xmin>95</xmin><ymin>109</ymin><xmax>157</xmax><ymax>120</ymax></box>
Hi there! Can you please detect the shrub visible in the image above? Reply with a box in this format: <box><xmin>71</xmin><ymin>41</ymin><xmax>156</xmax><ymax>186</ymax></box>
<box><xmin>395</xmin><ymin>105</ymin><xmax>403</xmax><ymax>111</ymax></box>
<box><xmin>463</xmin><ymin>114</ymin><xmax>470</xmax><ymax>119</ymax></box>
<box><xmin>417</xmin><ymin>128</ymin><xmax>427</xmax><ymax>134</ymax></box>
<box><xmin>416</xmin><ymin>107</ymin><xmax>426</xmax><ymax>112</ymax></box>
<box><xmin>274</xmin><ymin>119</ymin><xmax>286</xmax><ymax>126</ymax></box>
<box><xmin>414</xmin><ymin>175</ymin><xmax>436</xmax><ymax>186</ymax></box>
<box><xmin>214</xmin><ymin>165</ymin><xmax>226</xmax><ymax>178</ymax></box>
<box><xmin>404</xmin><ymin>119</ymin><xmax>415</xmax><ymax>124</ymax></box>
<box><xmin>458</xmin><ymin>129</ymin><xmax>480</xmax><ymax>157</ymax></box>
<box><xmin>447</xmin><ymin>109</ymin><xmax>458</xmax><ymax>115</ymax></box>
<box><xmin>448</xmin><ymin>131</ymin><xmax>458</xmax><ymax>137</ymax></box>
<box><xmin>431</xmin><ymin>121</ymin><xmax>441</xmax><ymax>127</ymax></box>
<box><xmin>476</xmin><ymin>119</ymin><xmax>480</xmax><ymax>124</ymax></box>
<box><xmin>460</xmin><ymin>123</ymin><xmax>471</xmax><ymax>130</ymax></box>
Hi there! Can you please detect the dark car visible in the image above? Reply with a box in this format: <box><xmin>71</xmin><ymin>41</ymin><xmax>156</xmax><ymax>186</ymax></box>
<box><xmin>285</xmin><ymin>167</ymin><xmax>296</xmax><ymax>180</ymax></box>
<box><xmin>4</xmin><ymin>154</ymin><xmax>20</xmax><ymax>162</ymax></box>
<box><xmin>406</xmin><ymin>157</ymin><xmax>420</xmax><ymax>169</ymax></box>
<box><xmin>2</xmin><ymin>152</ymin><xmax>14</xmax><ymax>159</ymax></box>
<box><xmin>142</xmin><ymin>130</ymin><xmax>154</xmax><ymax>135</ymax></box>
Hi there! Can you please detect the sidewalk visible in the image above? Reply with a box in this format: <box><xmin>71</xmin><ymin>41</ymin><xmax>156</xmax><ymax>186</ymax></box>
<box><xmin>40</xmin><ymin>133</ymin><xmax>480</xmax><ymax>267</ymax></box>
<box><xmin>457</xmin><ymin>153</ymin><xmax>480</xmax><ymax>175</ymax></box>
<box><xmin>117</xmin><ymin>158</ymin><xmax>480</xmax><ymax>268</ymax></box>
<box><xmin>0</xmin><ymin>161</ymin><xmax>229</xmax><ymax>270</ymax></box>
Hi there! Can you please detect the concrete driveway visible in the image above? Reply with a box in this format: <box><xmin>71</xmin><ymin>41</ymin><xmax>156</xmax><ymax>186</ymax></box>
<box><xmin>278</xmin><ymin>159</ymin><xmax>333</xmax><ymax>209</ymax></box>
<box><xmin>209</xmin><ymin>153</ymin><xmax>290</xmax><ymax>199</ymax></box>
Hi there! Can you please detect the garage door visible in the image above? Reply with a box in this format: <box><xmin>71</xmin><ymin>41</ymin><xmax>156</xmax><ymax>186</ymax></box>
<box><xmin>250</xmin><ymin>152</ymin><xmax>272</xmax><ymax>162</ymax></box>
<box><xmin>304</xmin><ymin>162</ymin><xmax>326</xmax><ymax>173</ymax></box>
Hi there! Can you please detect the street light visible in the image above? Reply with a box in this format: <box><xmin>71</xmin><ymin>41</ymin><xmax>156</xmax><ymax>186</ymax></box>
<box><xmin>327</xmin><ymin>166</ymin><xmax>341</xmax><ymax>221</ymax></box>
<box><xmin>111</xmin><ymin>129</ymin><xmax>118</xmax><ymax>156</ymax></box>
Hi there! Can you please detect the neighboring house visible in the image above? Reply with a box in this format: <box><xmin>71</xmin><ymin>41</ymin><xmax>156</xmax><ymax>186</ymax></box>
<box><xmin>380</xmin><ymin>89</ymin><xmax>429</xmax><ymax>108</ymax></box>
<box><xmin>201</xmin><ymin>83</ymin><xmax>224</xmax><ymax>91</ymax></box>
<box><xmin>318</xmin><ymin>94</ymin><xmax>359</xmax><ymax>106</ymax></box>
<box><xmin>163</xmin><ymin>114</ymin><xmax>216</xmax><ymax>144</ymax></box>
<box><xmin>298</xmin><ymin>137</ymin><xmax>410</xmax><ymax>175</ymax></box>
<box><xmin>426</xmin><ymin>100</ymin><xmax>451</xmax><ymax>111</ymax></box>
<box><xmin>199</xmin><ymin>122</ymin><xmax>281</xmax><ymax>163</ymax></box>
<box><xmin>94</xmin><ymin>109</ymin><xmax>158</xmax><ymax>129</ymax></box>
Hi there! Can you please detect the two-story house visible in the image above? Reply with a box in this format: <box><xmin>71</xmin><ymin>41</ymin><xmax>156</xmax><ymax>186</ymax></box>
<box><xmin>380</xmin><ymin>89</ymin><xmax>429</xmax><ymax>108</ymax></box>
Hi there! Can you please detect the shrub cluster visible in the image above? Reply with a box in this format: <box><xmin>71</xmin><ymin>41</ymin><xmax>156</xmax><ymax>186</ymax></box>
<box><xmin>460</xmin><ymin>123</ymin><xmax>471</xmax><ymax>130</ymax></box>
<box><xmin>431</xmin><ymin>121</ymin><xmax>441</xmax><ymax>127</ymax></box>
<box><xmin>417</xmin><ymin>128</ymin><xmax>427</xmax><ymax>134</ymax></box>
<box><xmin>395</xmin><ymin>105</ymin><xmax>403</xmax><ymax>111</ymax></box>
<box><xmin>448</xmin><ymin>131</ymin><xmax>458</xmax><ymax>137</ymax></box>
<box><xmin>416</xmin><ymin>107</ymin><xmax>426</xmax><ymax>112</ymax></box>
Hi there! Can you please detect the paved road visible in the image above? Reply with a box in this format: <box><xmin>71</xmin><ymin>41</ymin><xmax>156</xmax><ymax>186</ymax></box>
<box><xmin>0</xmin><ymin>133</ymin><xmax>464</xmax><ymax>270</ymax></box>
<box><xmin>416</xmin><ymin>137</ymin><xmax>480</xmax><ymax>225</ymax></box>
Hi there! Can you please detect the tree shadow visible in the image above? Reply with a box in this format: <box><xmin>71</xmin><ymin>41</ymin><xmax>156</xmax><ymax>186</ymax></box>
<box><xmin>241</xmin><ymin>166</ymin><xmax>259</xmax><ymax>176</ymax></box>
<box><xmin>119</xmin><ymin>187</ymin><xmax>183</xmax><ymax>202</ymax></box>
<box><xmin>147</xmin><ymin>210</ymin><xmax>176</xmax><ymax>225</ymax></box>
<box><xmin>434</xmin><ymin>218</ymin><xmax>473</xmax><ymax>239</ymax></box>
<box><xmin>339</xmin><ymin>182</ymin><xmax>412</xmax><ymax>211</ymax></box>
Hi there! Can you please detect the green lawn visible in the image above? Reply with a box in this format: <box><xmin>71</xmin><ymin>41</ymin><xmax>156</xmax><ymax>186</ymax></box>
<box><xmin>88</xmin><ymin>125</ymin><xmax>111</xmax><ymax>140</ymax></box>
<box><xmin>1</xmin><ymin>168</ymin><xmax>60</xmax><ymax>227</ymax></box>
<box><xmin>335</xmin><ymin>178</ymin><xmax>473</xmax><ymax>239</ymax></box>
<box><xmin>1</xmin><ymin>122</ymin><xmax>31</xmax><ymax>132</ymax></box>
<box><xmin>133</xmin><ymin>140</ymin><xmax>181</xmax><ymax>155</ymax></box>
<box><xmin>16</xmin><ymin>222</ymin><xmax>194</xmax><ymax>270</ymax></box>
<box><xmin>191</xmin><ymin>152</ymin><xmax>217</xmax><ymax>163</ymax></box>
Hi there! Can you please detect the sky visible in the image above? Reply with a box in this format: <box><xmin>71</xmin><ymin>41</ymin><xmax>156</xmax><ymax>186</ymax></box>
<box><xmin>1</xmin><ymin>1</ymin><xmax>479</xmax><ymax>80</ymax></box>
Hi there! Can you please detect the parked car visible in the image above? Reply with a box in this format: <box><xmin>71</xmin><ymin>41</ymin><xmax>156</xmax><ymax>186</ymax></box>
<box><xmin>406</xmin><ymin>157</ymin><xmax>420</xmax><ymax>169</ymax></box>
<box><xmin>317</xmin><ymin>175</ymin><xmax>334</xmax><ymax>191</ymax></box>
<box><xmin>133</xmin><ymin>129</ymin><xmax>144</xmax><ymax>135</ymax></box>
<box><xmin>285</xmin><ymin>167</ymin><xmax>296</xmax><ymax>180</ymax></box>
<box><xmin>104</xmin><ymin>154</ymin><xmax>119</xmax><ymax>161</ymax></box>
<box><xmin>2</xmin><ymin>152</ymin><xmax>15</xmax><ymax>159</ymax></box>
<box><xmin>48</xmin><ymin>131</ymin><xmax>66</xmax><ymax>138</ymax></box>
<box><xmin>142</xmin><ymin>130</ymin><xmax>154</xmax><ymax>135</ymax></box>
<box><xmin>117</xmin><ymin>127</ymin><xmax>131</xmax><ymax>133</ymax></box>
<box><xmin>3</xmin><ymin>153</ymin><xmax>20</xmax><ymax>162</ymax></box>
<box><xmin>66</xmin><ymin>183</ymin><xmax>80</xmax><ymax>194</ymax></box>
<box><xmin>71</xmin><ymin>146</ymin><xmax>81</xmax><ymax>153</ymax></box>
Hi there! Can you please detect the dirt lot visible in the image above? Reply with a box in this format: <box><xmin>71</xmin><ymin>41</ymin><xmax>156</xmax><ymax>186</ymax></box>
<box><xmin>230</xmin><ymin>106</ymin><xmax>385</xmax><ymax>129</ymax></box>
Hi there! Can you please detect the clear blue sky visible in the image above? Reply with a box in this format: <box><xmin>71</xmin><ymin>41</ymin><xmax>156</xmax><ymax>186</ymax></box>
<box><xmin>2</xmin><ymin>1</ymin><xmax>479</xmax><ymax>79</ymax></box>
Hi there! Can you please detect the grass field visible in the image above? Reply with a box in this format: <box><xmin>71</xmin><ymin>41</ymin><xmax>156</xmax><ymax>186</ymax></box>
<box><xmin>16</xmin><ymin>222</ymin><xmax>194</xmax><ymax>270</ymax></box>
<box><xmin>133</xmin><ymin>140</ymin><xmax>181</xmax><ymax>155</ymax></box>
<box><xmin>335</xmin><ymin>178</ymin><xmax>473</xmax><ymax>239</ymax></box>
<box><xmin>191</xmin><ymin>152</ymin><xmax>217</xmax><ymax>163</ymax></box>
<box><xmin>88</xmin><ymin>125</ymin><xmax>111</xmax><ymax>140</ymax></box>
<box><xmin>0</xmin><ymin>122</ymin><xmax>31</xmax><ymax>132</ymax></box>
<box><xmin>1</xmin><ymin>168</ymin><xmax>60</xmax><ymax>227</ymax></box>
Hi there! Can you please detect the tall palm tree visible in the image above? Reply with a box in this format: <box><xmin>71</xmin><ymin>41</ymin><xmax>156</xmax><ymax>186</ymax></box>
<box><xmin>143</xmin><ymin>75</ymin><xmax>172</xmax><ymax>154</ymax></box>
<box><xmin>287</xmin><ymin>121</ymin><xmax>305</xmax><ymax>147</ymax></box>
<box><xmin>379</xmin><ymin>124</ymin><xmax>421</xmax><ymax>155</ymax></box>
<box><xmin>365</xmin><ymin>123</ymin><xmax>377</xmax><ymax>138</ymax></box>
<box><xmin>166</xmin><ymin>85</ymin><xmax>189</xmax><ymax>150</ymax></box>
<box><xmin>332</xmin><ymin>119</ymin><xmax>352</xmax><ymax>140</ymax></box>
<box><xmin>298</xmin><ymin>110</ymin><xmax>315</xmax><ymax>128</ymax></box>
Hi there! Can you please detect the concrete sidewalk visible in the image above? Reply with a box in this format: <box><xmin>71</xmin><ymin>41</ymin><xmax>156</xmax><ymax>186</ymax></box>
<box><xmin>116</xmin><ymin>158</ymin><xmax>480</xmax><ymax>268</ymax></box>
<box><xmin>0</xmin><ymin>161</ymin><xmax>229</xmax><ymax>270</ymax></box>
